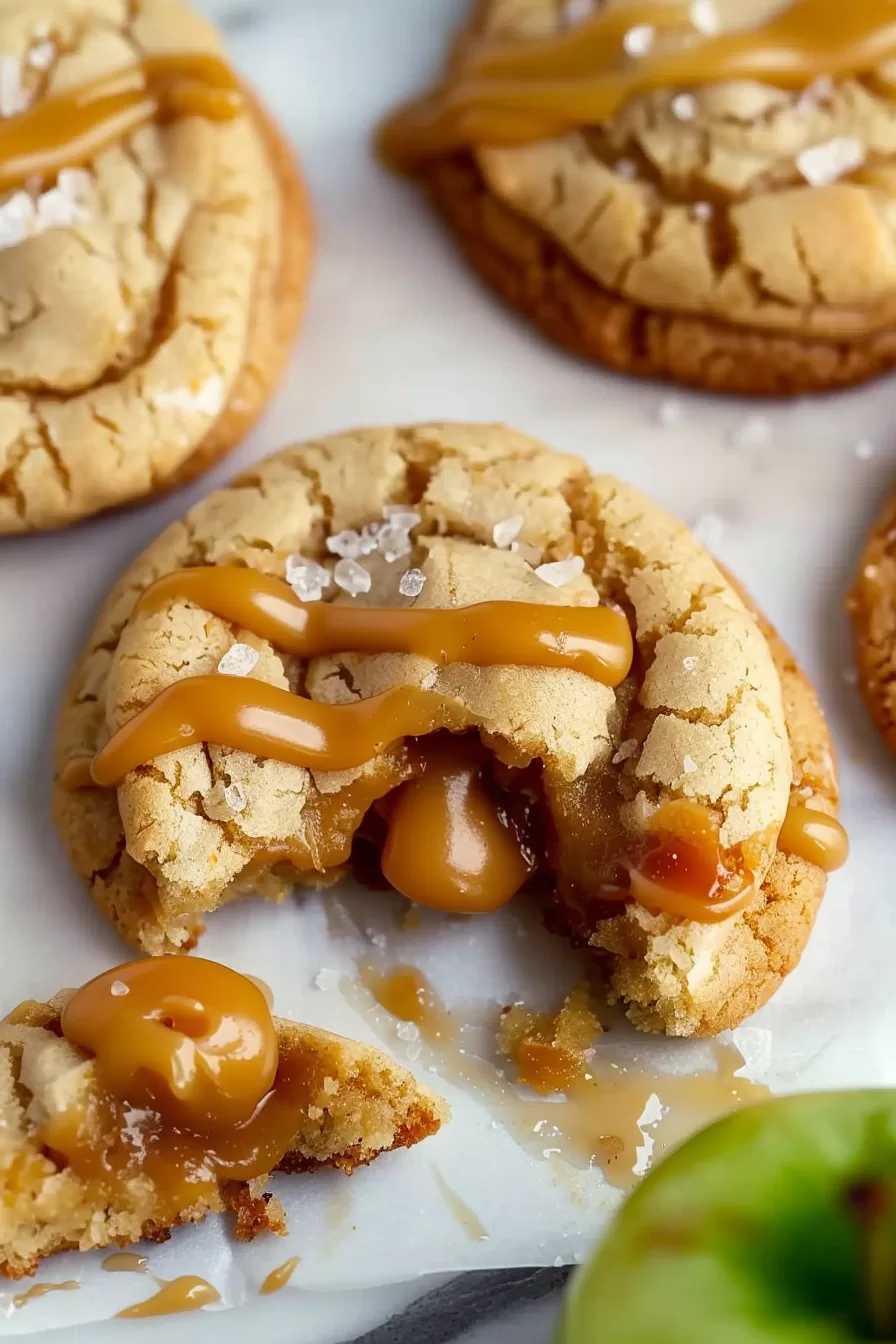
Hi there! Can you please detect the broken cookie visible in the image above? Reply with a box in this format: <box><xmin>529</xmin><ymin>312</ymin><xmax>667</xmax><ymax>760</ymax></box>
<box><xmin>0</xmin><ymin>957</ymin><xmax>447</xmax><ymax>1278</ymax></box>
<box><xmin>380</xmin><ymin>0</ymin><xmax>896</xmax><ymax>395</ymax></box>
<box><xmin>54</xmin><ymin>422</ymin><xmax>847</xmax><ymax>1037</ymax></box>
<box><xmin>0</xmin><ymin>0</ymin><xmax>310</xmax><ymax>533</ymax></box>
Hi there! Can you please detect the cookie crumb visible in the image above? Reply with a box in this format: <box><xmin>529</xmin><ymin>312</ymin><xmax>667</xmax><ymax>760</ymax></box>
<box><xmin>399</xmin><ymin>567</ymin><xmax>426</xmax><ymax>597</ymax></box>
<box><xmin>286</xmin><ymin>555</ymin><xmax>330</xmax><ymax>602</ymax></box>
<box><xmin>623</xmin><ymin>23</ymin><xmax>654</xmax><ymax>55</ymax></box>
<box><xmin>223</xmin><ymin>782</ymin><xmax>247</xmax><ymax>812</ymax></box>
<box><xmin>534</xmin><ymin>555</ymin><xmax>585</xmax><ymax>587</ymax></box>
<box><xmin>334</xmin><ymin>558</ymin><xmax>372</xmax><ymax>595</ymax></box>
<box><xmin>797</xmin><ymin>136</ymin><xmax>865</xmax><ymax>186</ymax></box>
<box><xmin>492</xmin><ymin>515</ymin><xmax>524</xmax><ymax>549</ymax></box>
<box><xmin>217</xmin><ymin>643</ymin><xmax>259</xmax><ymax>677</ymax></box>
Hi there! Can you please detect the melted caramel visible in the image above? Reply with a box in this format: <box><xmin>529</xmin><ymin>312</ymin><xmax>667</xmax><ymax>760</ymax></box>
<box><xmin>117</xmin><ymin>1276</ymin><xmax>220</xmax><ymax>1319</ymax></box>
<box><xmin>136</xmin><ymin>567</ymin><xmax>633</xmax><ymax>686</ymax></box>
<box><xmin>357</xmin><ymin>966</ymin><xmax>768</xmax><ymax>1192</ymax></box>
<box><xmin>431</xmin><ymin>1167</ymin><xmax>489</xmax><ymax>1240</ymax></box>
<box><xmin>777</xmin><ymin>803</ymin><xmax>850</xmax><ymax>871</ymax></box>
<box><xmin>12</xmin><ymin>1280</ymin><xmax>79</xmax><ymax>1309</ymax></box>
<box><xmin>0</xmin><ymin>53</ymin><xmax>241</xmax><ymax>195</ymax></box>
<box><xmin>259</xmin><ymin>1256</ymin><xmax>300</xmax><ymax>1295</ymax></box>
<box><xmin>626</xmin><ymin>798</ymin><xmax>757</xmax><ymax>922</ymax></box>
<box><xmin>39</xmin><ymin>959</ymin><xmax>341</xmax><ymax>1230</ymax></box>
<box><xmin>381</xmin><ymin>737</ymin><xmax>534</xmax><ymax>912</ymax></box>
<box><xmin>102</xmin><ymin>1252</ymin><xmax>148</xmax><ymax>1274</ymax></box>
<box><xmin>379</xmin><ymin>0</ymin><xmax>896</xmax><ymax>169</ymax></box>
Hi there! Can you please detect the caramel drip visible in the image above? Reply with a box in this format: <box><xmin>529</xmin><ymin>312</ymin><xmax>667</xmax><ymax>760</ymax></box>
<box><xmin>259</xmin><ymin>1256</ymin><xmax>301</xmax><ymax>1295</ymax></box>
<box><xmin>102</xmin><ymin>1252</ymin><xmax>148</xmax><ymax>1273</ymax></box>
<box><xmin>431</xmin><ymin>1167</ymin><xmax>489</xmax><ymax>1241</ymax></box>
<box><xmin>777</xmin><ymin>803</ymin><xmax>849</xmax><ymax>872</ymax></box>
<box><xmin>136</xmin><ymin>567</ymin><xmax>633</xmax><ymax>686</ymax></box>
<box><xmin>12</xmin><ymin>1281</ymin><xmax>79</xmax><ymax>1309</ymax></box>
<box><xmin>117</xmin><ymin>1276</ymin><xmax>220</xmax><ymax>1319</ymax></box>
<box><xmin>0</xmin><ymin>54</ymin><xmax>242</xmax><ymax>195</ymax></box>
<box><xmin>378</xmin><ymin>0</ymin><xmax>896</xmax><ymax>169</ymax></box>
<box><xmin>40</xmin><ymin>959</ymin><xmax>346</xmax><ymax>1233</ymax></box>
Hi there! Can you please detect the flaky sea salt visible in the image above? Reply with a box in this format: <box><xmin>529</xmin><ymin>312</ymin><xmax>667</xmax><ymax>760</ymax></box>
<box><xmin>217</xmin><ymin>643</ymin><xmax>259</xmax><ymax>677</ymax></box>
<box><xmin>614</xmin><ymin>157</ymin><xmax>638</xmax><ymax>180</ymax></box>
<box><xmin>224</xmin><ymin>782</ymin><xmax>247</xmax><ymax>812</ymax></box>
<box><xmin>683</xmin><ymin>755</ymin><xmax>698</xmax><ymax>774</ymax></box>
<box><xmin>383</xmin><ymin>505</ymin><xmax>421</xmax><ymax>530</ymax></box>
<box><xmin>691</xmin><ymin>201</ymin><xmax>713</xmax><ymax>222</ymax></box>
<box><xmin>623</xmin><ymin>24</ymin><xmax>655</xmax><ymax>56</ymax></box>
<box><xmin>671</xmin><ymin>93</ymin><xmax>698</xmax><ymax>121</ymax></box>
<box><xmin>0</xmin><ymin>190</ymin><xmax>35</xmax><ymax>248</ymax></box>
<box><xmin>854</xmin><ymin>438</ymin><xmax>876</xmax><ymax>461</ymax></box>
<box><xmin>110</xmin><ymin>980</ymin><xmax>129</xmax><ymax>997</ymax></box>
<box><xmin>656</xmin><ymin>398</ymin><xmax>684</xmax><ymax>427</ymax></box>
<box><xmin>612</xmin><ymin>739</ymin><xmax>639</xmax><ymax>764</ymax></box>
<box><xmin>795</xmin><ymin>74</ymin><xmax>835</xmax><ymax>113</ymax></box>
<box><xmin>334</xmin><ymin>557</ymin><xmax>372</xmax><ymax>595</ymax></box>
<box><xmin>326</xmin><ymin>529</ymin><xmax>363</xmax><ymax>559</ymax></box>
<box><xmin>314</xmin><ymin>968</ymin><xmax>340</xmax><ymax>991</ymax></box>
<box><xmin>797</xmin><ymin>136</ymin><xmax>865</xmax><ymax>187</ymax></box>
<box><xmin>421</xmin><ymin>669</ymin><xmax>438</xmax><ymax>690</ymax></box>
<box><xmin>399</xmin><ymin>567</ymin><xmax>426</xmax><ymax>598</ymax></box>
<box><xmin>28</xmin><ymin>39</ymin><xmax>55</xmax><ymax>70</ymax></box>
<box><xmin>359</xmin><ymin>521</ymin><xmax>382</xmax><ymax>555</ymax></box>
<box><xmin>691</xmin><ymin>512</ymin><xmax>726</xmax><ymax>548</ymax></box>
<box><xmin>378</xmin><ymin>522</ymin><xmax>412</xmax><ymax>563</ymax></box>
<box><xmin>729</xmin><ymin>414</ymin><xmax>771</xmax><ymax>449</ymax></box>
<box><xmin>493</xmin><ymin>515</ymin><xmax>524</xmax><ymax>549</ymax></box>
<box><xmin>396</xmin><ymin>1021</ymin><xmax>421</xmax><ymax>1042</ymax></box>
<box><xmin>152</xmin><ymin>374</ymin><xmax>225</xmax><ymax>417</ymax></box>
<box><xmin>534</xmin><ymin>555</ymin><xmax>585</xmax><ymax>588</ymax></box>
<box><xmin>682</xmin><ymin>655</ymin><xmax>699</xmax><ymax>671</ymax></box>
<box><xmin>286</xmin><ymin>554</ymin><xmax>330</xmax><ymax>602</ymax></box>
<box><xmin>690</xmin><ymin>0</ymin><xmax>720</xmax><ymax>34</ymax></box>
<box><xmin>0</xmin><ymin>55</ymin><xmax>28</xmax><ymax>118</ymax></box>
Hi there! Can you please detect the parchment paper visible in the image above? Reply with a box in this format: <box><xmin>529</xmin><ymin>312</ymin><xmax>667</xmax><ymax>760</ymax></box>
<box><xmin>0</xmin><ymin>0</ymin><xmax>893</xmax><ymax>1331</ymax></box>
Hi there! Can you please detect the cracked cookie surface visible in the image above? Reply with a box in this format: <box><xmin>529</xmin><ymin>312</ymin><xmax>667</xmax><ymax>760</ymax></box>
<box><xmin>54</xmin><ymin>423</ymin><xmax>838</xmax><ymax>1036</ymax></box>
<box><xmin>0</xmin><ymin>0</ymin><xmax>311</xmax><ymax>534</ymax></box>
<box><xmin>414</xmin><ymin>0</ymin><xmax>896</xmax><ymax>394</ymax></box>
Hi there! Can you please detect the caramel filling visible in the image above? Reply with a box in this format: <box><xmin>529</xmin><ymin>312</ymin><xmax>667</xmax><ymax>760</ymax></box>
<box><xmin>42</xmin><ymin>960</ymin><xmax>337</xmax><ymax>1223</ymax></box>
<box><xmin>63</xmin><ymin>564</ymin><xmax>845</xmax><ymax>923</ymax></box>
<box><xmin>378</xmin><ymin>0</ymin><xmax>896</xmax><ymax>170</ymax></box>
<box><xmin>0</xmin><ymin>53</ymin><xmax>241</xmax><ymax>196</ymax></box>
<box><xmin>776</xmin><ymin>803</ymin><xmax>849</xmax><ymax>872</ymax></box>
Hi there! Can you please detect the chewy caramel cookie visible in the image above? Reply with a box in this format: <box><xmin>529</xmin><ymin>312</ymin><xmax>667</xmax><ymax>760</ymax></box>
<box><xmin>54</xmin><ymin>423</ymin><xmax>845</xmax><ymax>1037</ymax></box>
<box><xmin>848</xmin><ymin>490</ymin><xmax>896</xmax><ymax>752</ymax></box>
<box><xmin>381</xmin><ymin>1</ymin><xmax>896</xmax><ymax>396</ymax></box>
<box><xmin>0</xmin><ymin>0</ymin><xmax>310</xmax><ymax>534</ymax></box>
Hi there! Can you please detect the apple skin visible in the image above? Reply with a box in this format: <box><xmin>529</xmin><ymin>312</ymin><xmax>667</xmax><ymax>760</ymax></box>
<box><xmin>558</xmin><ymin>1093</ymin><xmax>896</xmax><ymax>1344</ymax></box>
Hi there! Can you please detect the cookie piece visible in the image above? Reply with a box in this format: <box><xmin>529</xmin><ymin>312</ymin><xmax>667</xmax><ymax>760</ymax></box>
<box><xmin>385</xmin><ymin>0</ymin><xmax>896</xmax><ymax>395</ymax></box>
<box><xmin>848</xmin><ymin>490</ymin><xmax>896</xmax><ymax>753</ymax></box>
<box><xmin>1</xmin><ymin>986</ymin><xmax>446</xmax><ymax>1278</ymax></box>
<box><xmin>0</xmin><ymin>0</ymin><xmax>311</xmax><ymax>534</ymax></box>
<box><xmin>53</xmin><ymin>423</ymin><xmax>840</xmax><ymax>1036</ymax></box>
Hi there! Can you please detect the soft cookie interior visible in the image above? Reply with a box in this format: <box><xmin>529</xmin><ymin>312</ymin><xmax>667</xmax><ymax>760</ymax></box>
<box><xmin>54</xmin><ymin>423</ymin><xmax>839</xmax><ymax>1036</ymax></box>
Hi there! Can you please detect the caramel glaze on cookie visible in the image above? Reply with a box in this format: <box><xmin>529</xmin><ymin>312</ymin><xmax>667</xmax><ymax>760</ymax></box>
<box><xmin>0</xmin><ymin>0</ymin><xmax>311</xmax><ymax>533</ymax></box>
<box><xmin>53</xmin><ymin>424</ymin><xmax>845</xmax><ymax>1038</ymax></box>
<box><xmin>381</xmin><ymin>0</ymin><xmax>896</xmax><ymax>395</ymax></box>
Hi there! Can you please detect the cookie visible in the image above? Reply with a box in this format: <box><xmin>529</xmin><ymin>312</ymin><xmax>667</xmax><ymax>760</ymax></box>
<box><xmin>0</xmin><ymin>0</ymin><xmax>311</xmax><ymax>534</ymax></box>
<box><xmin>848</xmin><ymin>489</ymin><xmax>896</xmax><ymax>752</ymax></box>
<box><xmin>0</xmin><ymin>959</ymin><xmax>446</xmax><ymax>1277</ymax></box>
<box><xmin>53</xmin><ymin>423</ymin><xmax>844</xmax><ymax>1037</ymax></box>
<box><xmin>381</xmin><ymin>0</ymin><xmax>896</xmax><ymax>396</ymax></box>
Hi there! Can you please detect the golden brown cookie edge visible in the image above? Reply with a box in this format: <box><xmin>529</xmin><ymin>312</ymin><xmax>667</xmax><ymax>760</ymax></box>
<box><xmin>426</xmin><ymin>155</ymin><xmax>896</xmax><ymax>398</ymax></box>
<box><xmin>848</xmin><ymin>491</ymin><xmax>896</xmax><ymax>754</ymax></box>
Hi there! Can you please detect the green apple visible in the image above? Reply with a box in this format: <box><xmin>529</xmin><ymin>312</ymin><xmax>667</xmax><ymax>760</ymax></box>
<box><xmin>558</xmin><ymin>1093</ymin><xmax>896</xmax><ymax>1343</ymax></box>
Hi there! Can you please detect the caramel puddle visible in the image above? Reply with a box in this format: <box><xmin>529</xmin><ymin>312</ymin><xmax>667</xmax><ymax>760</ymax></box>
<box><xmin>259</xmin><ymin>1256</ymin><xmax>300</xmax><ymax>1295</ymax></box>
<box><xmin>102</xmin><ymin>1252</ymin><xmax>148</xmax><ymax>1274</ymax></box>
<box><xmin>353</xmin><ymin>964</ymin><xmax>768</xmax><ymax>1191</ymax></box>
<box><xmin>117</xmin><ymin>1275</ymin><xmax>220</xmax><ymax>1319</ymax></box>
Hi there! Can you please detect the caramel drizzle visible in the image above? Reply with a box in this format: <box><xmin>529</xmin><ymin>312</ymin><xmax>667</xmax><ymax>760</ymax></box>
<box><xmin>65</xmin><ymin>565</ymin><xmax>633</xmax><ymax>789</ymax></box>
<box><xmin>259</xmin><ymin>1256</ymin><xmax>301</xmax><ymax>1295</ymax></box>
<box><xmin>378</xmin><ymin>0</ymin><xmax>896</xmax><ymax>169</ymax></box>
<box><xmin>0</xmin><ymin>53</ymin><xmax>241</xmax><ymax>195</ymax></box>
<box><xmin>117</xmin><ymin>1276</ymin><xmax>220</xmax><ymax>1319</ymax></box>
<box><xmin>777</xmin><ymin>802</ymin><xmax>849</xmax><ymax>872</ymax></box>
